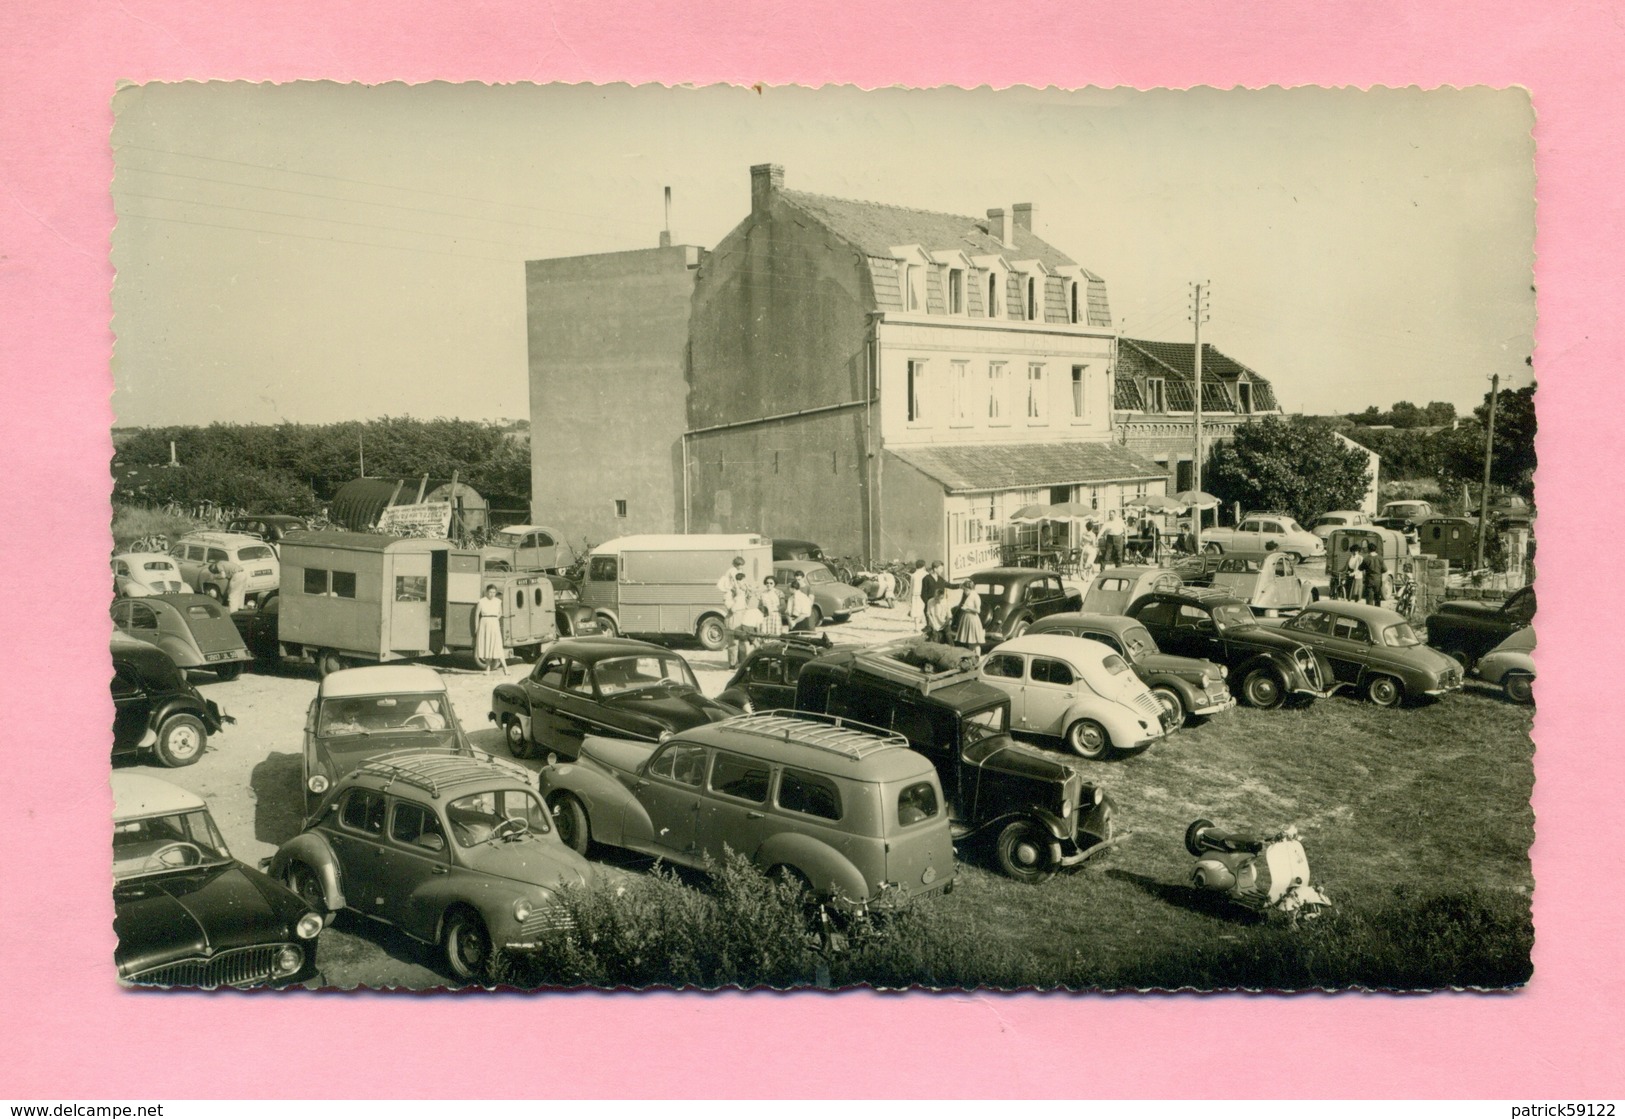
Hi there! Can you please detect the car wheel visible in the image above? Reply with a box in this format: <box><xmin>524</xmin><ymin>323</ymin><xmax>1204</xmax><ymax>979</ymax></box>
<box><xmin>596</xmin><ymin>615</ymin><xmax>620</xmax><ymax>639</ymax></box>
<box><xmin>1150</xmin><ymin>686</ymin><xmax>1187</xmax><ymax>732</ymax></box>
<box><xmin>1007</xmin><ymin>617</ymin><xmax>1030</xmax><ymax>640</ymax></box>
<box><xmin>504</xmin><ymin>716</ymin><xmax>533</xmax><ymax>760</ymax></box>
<box><xmin>214</xmin><ymin>662</ymin><xmax>244</xmax><ymax>682</ymax></box>
<box><xmin>282</xmin><ymin>861</ymin><xmax>334</xmax><ymax>925</ymax></box>
<box><xmin>1442</xmin><ymin>647</ymin><xmax>1473</xmax><ymax>673</ymax></box>
<box><xmin>1064</xmin><ymin>718</ymin><xmax>1110</xmax><ymax>760</ymax></box>
<box><xmin>153</xmin><ymin>714</ymin><xmax>206</xmax><ymax>767</ymax></box>
<box><xmin>548</xmin><ymin>792</ymin><xmax>591</xmax><ymax>855</ymax></box>
<box><xmin>994</xmin><ymin>818</ymin><xmax>1059</xmax><ymax>883</ymax></box>
<box><xmin>1503</xmin><ymin>673</ymin><xmax>1534</xmax><ymax>705</ymax></box>
<box><xmin>203</xmin><ymin>585</ymin><xmax>223</xmax><ymax>602</ymax></box>
<box><xmin>810</xmin><ymin>606</ymin><xmax>824</xmax><ymax>628</ymax></box>
<box><xmin>1203</xmin><ymin>542</ymin><xmax>1224</xmax><ymax>555</ymax></box>
<box><xmin>1365</xmin><ymin>674</ymin><xmax>1403</xmax><ymax>708</ymax></box>
<box><xmin>442</xmin><ymin>908</ymin><xmax>492</xmax><ymax>983</ymax></box>
<box><xmin>317</xmin><ymin>649</ymin><xmax>346</xmax><ymax>678</ymax></box>
<box><xmin>695</xmin><ymin>615</ymin><xmax>726</xmax><ymax>650</ymax></box>
<box><xmin>1241</xmin><ymin>667</ymin><xmax>1285</xmax><ymax>709</ymax></box>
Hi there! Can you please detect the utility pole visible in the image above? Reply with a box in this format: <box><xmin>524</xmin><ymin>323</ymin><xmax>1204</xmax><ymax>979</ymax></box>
<box><xmin>1475</xmin><ymin>372</ymin><xmax>1500</xmax><ymax>570</ymax></box>
<box><xmin>358</xmin><ymin>433</ymin><xmax>365</xmax><ymax>478</ymax></box>
<box><xmin>1190</xmin><ymin>281</ymin><xmax>1210</xmax><ymax>550</ymax></box>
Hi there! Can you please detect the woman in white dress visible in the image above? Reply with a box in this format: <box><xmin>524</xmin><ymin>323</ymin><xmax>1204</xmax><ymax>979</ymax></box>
<box><xmin>475</xmin><ymin>584</ymin><xmax>507</xmax><ymax>675</ymax></box>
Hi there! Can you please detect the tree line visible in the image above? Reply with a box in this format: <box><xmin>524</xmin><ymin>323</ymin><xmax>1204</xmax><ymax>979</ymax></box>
<box><xmin>1339</xmin><ymin>386</ymin><xmax>1535</xmax><ymax>500</ymax></box>
<box><xmin>112</xmin><ymin>417</ymin><xmax>531</xmax><ymax>516</ymax></box>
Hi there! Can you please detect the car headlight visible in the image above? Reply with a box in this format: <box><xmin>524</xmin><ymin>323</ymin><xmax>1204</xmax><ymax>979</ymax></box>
<box><xmin>513</xmin><ymin>898</ymin><xmax>533</xmax><ymax>922</ymax></box>
<box><xmin>1060</xmin><ymin>797</ymin><xmax>1073</xmax><ymax>819</ymax></box>
<box><xmin>295</xmin><ymin>913</ymin><xmax>323</xmax><ymax>940</ymax></box>
<box><xmin>1093</xmin><ymin>787</ymin><xmax>1104</xmax><ymax>807</ymax></box>
<box><xmin>308</xmin><ymin>774</ymin><xmax>329</xmax><ymax>794</ymax></box>
<box><xmin>273</xmin><ymin>945</ymin><xmax>304</xmax><ymax>976</ymax></box>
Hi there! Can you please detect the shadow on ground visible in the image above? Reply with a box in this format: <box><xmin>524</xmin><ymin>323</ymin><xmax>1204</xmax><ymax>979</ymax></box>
<box><xmin>250</xmin><ymin>750</ymin><xmax>305</xmax><ymax>846</ymax></box>
<box><xmin>1105</xmin><ymin>868</ymin><xmax>1263</xmax><ymax>924</ymax></box>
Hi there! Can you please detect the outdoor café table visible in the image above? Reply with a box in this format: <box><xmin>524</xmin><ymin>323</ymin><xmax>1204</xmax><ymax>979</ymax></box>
<box><xmin>1015</xmin><ymin>548</ymin><xmax>1065</xmax><ymax>570</ymax></box>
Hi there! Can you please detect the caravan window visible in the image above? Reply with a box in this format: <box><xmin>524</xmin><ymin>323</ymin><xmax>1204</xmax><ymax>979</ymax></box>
<box><xmin>395</xmin><ymin>576</ymin><xmax>427</xmax><ymax>602</ymax></box>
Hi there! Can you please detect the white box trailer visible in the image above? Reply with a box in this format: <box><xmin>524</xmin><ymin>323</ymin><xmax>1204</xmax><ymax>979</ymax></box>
<box><xmin>275</xmin><ymin>531</ymin><xmax>558</xmax><ymax>675</ymax></box>
<box><xmin>579</xmin><ymin>533</ymin><xmax>771</xmax><ymax>650</ymax></box>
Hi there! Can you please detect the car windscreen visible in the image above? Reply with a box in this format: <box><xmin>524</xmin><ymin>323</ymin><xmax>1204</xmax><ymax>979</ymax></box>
<box><xmin>593</xmin><ymin>654</ymin><xmax>698</xmax><ymax>696</ymax></box>
<box><xmin>317</xmin><ymin>692</ymin><xmax>451</xmax><ymax>738</ymax></box>
<box><xmin>142</xmin><ymin>560</ymin><xmax>178</xmax><ymax>572</ymax></box>
<box><xmin>113</xmin><ymin>808</ymin><xmax>233</xmax><ymax>879</ymax></box>
<box><xmin>1382</xmin><ymin>622</ymin><xmax>1422</xmax><ymax>647</ymax></box>
<box><xmin>236</xmin><ymin>545</ymin><xmax>275</xmax><ymax>561</ymax></box>
<box><xmin>1121</xmin><ymin>625</ymin><xmax>1158</xmax><ymax>658</ymax></box>
<box><xmin>1210</xmin><ymin>604</ymin><xmax>1254</xmax><ymax>629</ymax></box>
<box><xmin>962</xmin><ymin>704</ymin><xmax>1009</xmax><ymax>748</ymax></box>
<box><xmin>445</xmin><ymin>788</ymin><xmax>552</xmax><ymax>846</ymax></box>
<box><xmin>803</xmin><ymin>567</ymin><xmax>834</xmax><ymax>585</ymax></box>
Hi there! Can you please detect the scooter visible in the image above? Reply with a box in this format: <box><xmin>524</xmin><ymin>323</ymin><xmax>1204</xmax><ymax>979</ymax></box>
<box><xmin>1184</xmin><ymin>818</ymin><xmax>1331</xmax><ymax>919</ymax></box>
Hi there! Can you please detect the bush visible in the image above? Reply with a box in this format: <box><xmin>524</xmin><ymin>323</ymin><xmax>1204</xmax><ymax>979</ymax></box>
<box><xmin>109</xmin><ymin>505</ymin><xmax>198</xmax><ymax>552</ymax></box>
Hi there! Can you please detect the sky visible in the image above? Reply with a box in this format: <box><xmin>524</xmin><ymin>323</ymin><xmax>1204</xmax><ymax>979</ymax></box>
<box><xmin>109</xmin><ymin>83</ymin><xmax>1536</xmax><ymax>427</ymax></box>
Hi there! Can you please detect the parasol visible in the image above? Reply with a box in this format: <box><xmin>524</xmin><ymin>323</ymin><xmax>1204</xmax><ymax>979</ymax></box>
<box><xmin>1174</xmin><ymin>490</ymin><xmax>1222</xmax><ymax>510</ymax></box>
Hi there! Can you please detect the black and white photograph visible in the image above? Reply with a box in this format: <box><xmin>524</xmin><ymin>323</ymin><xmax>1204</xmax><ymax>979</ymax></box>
<box><xmin>107</xmin><ymin>82</ymin><xmax>1537</xmax><ymax>991</ymax></box>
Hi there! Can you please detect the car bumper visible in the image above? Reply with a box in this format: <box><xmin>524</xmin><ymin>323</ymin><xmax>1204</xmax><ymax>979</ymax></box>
<box><xmin>1422</xmin><ymin>679</ymin><xmax>1465</xmax><ymax>697</ymax></box>
<box><xmin>1190</xmin><ymin>695</ymin><xmax>1236</xmax><ymax>717</ymax></box>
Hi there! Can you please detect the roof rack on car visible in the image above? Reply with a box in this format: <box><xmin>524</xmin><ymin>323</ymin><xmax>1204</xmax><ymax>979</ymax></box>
<box><xmin>718</xmin><ymin>711</ymin><xmax>909</xmax><ymax>759</ymax></box>
<box><xmin>353</xmin><ymin>751</ymin><xmax>500</xmax><ymax>799</ymax></box>
<box><xmin>848</xmin><ymin>640</ymin><xmax>982</xmax><ymax>695</ymax></box>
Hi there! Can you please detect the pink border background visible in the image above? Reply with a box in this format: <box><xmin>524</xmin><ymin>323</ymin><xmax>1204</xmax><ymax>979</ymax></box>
<box><xmin>2</xmin><ymin>0</ymin><xmax>1620</xmax><ymax>1098</ymax></box>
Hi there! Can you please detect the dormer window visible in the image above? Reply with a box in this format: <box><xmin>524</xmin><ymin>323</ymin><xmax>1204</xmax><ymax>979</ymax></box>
<box><xmin>1237</xmin><ymin>381</ymin><xmax>1253</xmax><ymax>413</ymax></box>
<box><xmin>986</xmin><ymin>272</ymin><xmax>1001</xmax><ymax>318</ymax></box>
<box><xmin>948</xmin><ymin>268</ymin><xmax>964</xmax><ymax>315</ymax></box>
<box><xmin>904</xmin><ymin>264</ymin><xmax>925</xmax><ymax>312</ymax></box>
<box><xmin>1026</xmin><ymin>276</ymin><xmax>1038</xmax><ymax>321</ymax></box>
<box><xmin>1069</xmin><ymin>281</ymin><xmax>1080</xmax><ymax>324</ymax></box>
<box><xmin>1146</xmin><ymin>377</ymin><xmax>1167</xmax><ymax>414</ymax></box>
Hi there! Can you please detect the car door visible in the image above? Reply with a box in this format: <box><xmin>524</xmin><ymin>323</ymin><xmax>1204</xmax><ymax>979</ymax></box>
<box><xmin>981</xmin><ymin>651</ymin><xmax>1029</xmax><ymax>728</ymax></box>
<box><xmin>1170</xmin><ymin>603</ymin><xmax>1224</xmax><ymax>662</ymax></box>
<box><xmin>1022</xmin><ymin>656</ymin><xmax>1079</xmax><ymax>736</ymax></box>
<box><xmin>1025</xmin><ymin>576</ymin><xmax>1065</xmax><ymax>621</ymax></box>
<box><xmin>376</xmin><ymin>798</ymin><xmax>453</xmax><ymax>942</ymax></box>
<box><xmin>636</xmin><ymin>740</ymin><xmax>708</xmax><ymax>859</ymax></box>
<box><xmin>696</xmin><ymin>749</ymin><xmax>775</xmax><ymax>863</ymax></box>
<box><xmin>546</xmin><ymin>656</ymin><xmax>601</xmax><ymax>758</ymax></box>
<box><xmin>1323</xmin><ymin>614</ymin><xmax>1377</xmax><ymax>684</ymax></box>
<box><xmin>110</xmin><ymin>661</ymin><xmax>150</xmax><ymax>751</ymax></box>
<box><xmin>121</xmin><ymin>600</ymin><xmax>165</xmax><ymax>653</ymax></box>
<box><xmin>325</xmin><ymin>788</ymin><xmax>389</xmax><ymax>916</ymax></box>
<box><xmin>741</xmin><ymin>652</ymin><xmax>795</xmax><ymax>710</ymax></box>
<box><xmin>1284</xmin><ymin>610</ymin><xmax>1359</xmax><ymax>684</ymax></box>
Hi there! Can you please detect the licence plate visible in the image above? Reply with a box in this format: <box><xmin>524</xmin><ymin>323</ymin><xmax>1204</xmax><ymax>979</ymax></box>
<box><xmin>205</xmin><ymin>651</ymin><xmax>230</xmax><ymax>662</ymax></box>
<box><xmin>253</xmin><ymin>569</ymin><xmax>273</xmax><ymax>577</ymax></box>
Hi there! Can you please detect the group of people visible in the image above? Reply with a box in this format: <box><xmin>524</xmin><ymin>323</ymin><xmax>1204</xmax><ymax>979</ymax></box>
<box><xmin>718</xmin><ymin>556</ymin><xmax>816</xmax><ymax>668</ymax></box>
<box><xmin>1329</xmin><ymin>542</ymin><xmax>1388</xmax><ymax>605</ymax></box>
<box><xmin>899</xmin><ymin>560</ymin><xmax>985</xmax><ymax>650</ymax></box>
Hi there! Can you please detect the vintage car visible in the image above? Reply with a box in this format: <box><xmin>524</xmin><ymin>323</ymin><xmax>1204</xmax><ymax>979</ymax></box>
<box><xmin>979</xmin><ymin>634</ymin><xmax>1167</xmax><ymax>759</ymax></box>
<box><xmin>170</xmin><ymin>531</ymin><xmax>281</xmax><ymax>603</ymax></box>
<box><xmin>302</xmin><ymin>664</ymin><xmax>475</xmax><ymax>817</ymax></box>
<box><xmin>540</xmin><ymin>712</ymin><xmax>956</xmax><ymax>909</ymax></box>
<box><xmin>1272</xmin><ymin>600</ymin><xmax>1463</xmax><ymax>706</ymax></box>
<box><xmin>1208</xmin><ymin>550</ymin><xmax>1316</xmax><ymax>616</ymax></box>
<box><xmin>231</xmin><ymin>592</ymin><xmax>282</xmax><ymax>663</ymax></box>
<box><xmin>1126</xmin><ymin>588</ymin><xmax>1338</xmax><ymax>709</ymax></box>
<box><xmin>1379</xmin><ymin>499</ymin><xmax>1435</xmax><ymax>527</ymax></box>
<box><xmin>491</xmin><ymin>637</ymin><xmax>737</xmax><ymax>761</ymax></box>
<box><xmin>1476</xmin><ymin>626</ymin><xmax>1535</xmax><ymax>705</ymax></box>
<box><xmin>1309</xmin><ymin>510</ymin><xmax>1373</xmax><ymax>540</ymax></box>
<box><xmin>112</xmin><ymin>552</ymin><xmax>188</xmax><ymax>597</ymax></box>
<box><xmin>111</xmin><ymin>593</ymin><xmax>254</xmax><ymax>680</ymax></box>
<box><xmin>115</xmin><ymin>773</ymin><xmax>323</xmax><ymax>987</ymax></box>
<box><xmin>966</xmin><ymin>568</ymin><xmax>1085</xmax><ymax>644</ymax></box>
<box><xmin>111</xmin><ymin>634</ymin><xmax>232</xmax><ymax>767</ymax></box>
<box><xmin>771</xmin><ymin>538</ymin><xmax>830</xmax><ymax>566</ymax></box>
<box><xmin>1197</xmin><ymin>514</ymin><xmax>1325</xmax><ymax>561</ymax></box>
<box><xmin>1425</xmin><ymin>584</ymin><xmax>1536</xmax><ymax>670</ymax></box>
<box><xmin>270</xmin><ymin>751</ymin><xmax>592</xmax><ymax>982</ymax></box>
<box><xmin>795</xmin><ymin>643</ymin><xmax>1117</xmax><ymax>883</ymax></box>
<box><xmin>1024</xmin><ymin>612</ymin><xmax>1234</xmax><ymax>731</ymax></box>
<box><xmin>1079</xmin><ymin>567</ymin><xmax>1185</xmax><ymax>615</ymax></box>
<box><xmin>479</xmin><ymin>524</ymin><xmax>576</xmax><ymax>574</ymax></box>
<box><xmin>546</xmin><ymin>574</ymin><xmax>602</xmax><ymax>639</ymax></box>
<box><xmin>224</xmin><ymin>515</ymin><xmax>310</xmax><ymax>547</ymax></box>
<box><xmin>772</xmin><ymin>561</ymin><xmax>869</xmax><ymax>625</ymax></box>
<box><xmin>714</xmin><ymin>632</ymin><xmax>834</xmax><ymax>710</ymax></box>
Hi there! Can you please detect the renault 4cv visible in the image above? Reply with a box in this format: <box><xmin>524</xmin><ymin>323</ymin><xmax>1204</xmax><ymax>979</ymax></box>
<box><xmin>793</xmin><ymin>643</ymin><xmax>1118</xmax><ymax>883</ymax></box>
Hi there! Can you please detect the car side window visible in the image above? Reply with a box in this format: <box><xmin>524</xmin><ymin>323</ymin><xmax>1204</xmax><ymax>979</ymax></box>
<box><xmin>746</xmin><ymin>656</ymin><xmax>784</xmax><ymax>684</ymax></box>
<box><xmin>340</xmin><ymin>789</ymin><xmax>386</xmax><ymax>836</ymax></box>
<box><xmin>564</xmin><ymin>661</ymin><xmax>593</xmax><ymax>694</ymax></box>
<box><xmin>1176</xmin><ymin>605</ymin><xmax>1213</xmax><ymax>629</ymax></box>
<box><xmin>535</xmin><ymin>657</ymin><xmax>567</xmax><ymax>688</ymax></box>
<box><xmin>647</xmin><ymin>742</ymin><xmax>708</xmax><ymax>787</ymax></box>
<box><xmin>207</xmin><ymin>548</ymin><xmax>228</xmax><ymax>562</ymax></box>
<box><xmin>777</xmin><ymin>767</ymin><xmax>842</xmax><ymax>821</ymax></box>
<box><xmin>1239</xmin><ymin>519</ymin><xmax>1260</xmax><ymax>532</ymax></box>
<box><xmin>389</xmin><ymin>801</ymin><xmax>447</xmax><ymax>852</ymax></box>
<box><xmin>983</xmin><ymin>653</ymin><xmax>1025</xmax><ymax>680</ymax></box>
<box><xmin>1261</xmin><ymin>521</ymin><xmax>1282</xmax><ymax>534</ymax></box>
<box><xmin>1292</xmin><ymin>612</ymin><xmax>1333</xmax><ymax>635</ymax></box>
<box><xmin>708</xmin><ymin>751</ymin><xmax>770</xmax><ymax>803</ymax></box>
<box><xmin>1030</xmin><ymin>657</ymin><xmax>1075</xmax><ymax>686</ymax></box>
<box><xmin>1507</xmin><ymin>590</ymin><xmax>1535</xmax><ymax>622</ymax></box>
<box><xmin>1331</xmin><ymin>617</ymin><xmax>1370</xmax><ymax>643</ymax></box>
<box><xmin>128</xmin><ymin>603</ymin><xmax>159</xmax><ymax>630</ymax></box>
<box><xmin>1090</xmin><ymin>633</ymin><xmax>1123</xmax><ymax>656</ymax></box>
<box><xmin>111</xmin><ymin>665</ymin><xmax>142</xmax><ymax>700</ymax></box>
<box><xmin>1134</xmin><ymin>600</ymin><xmax>1177</xmax><ymax>627</ymax></box>
<box><xmin>536</xmin><ymin>532</ymin><xmax>554</xmax><ymax>547</ymax></box>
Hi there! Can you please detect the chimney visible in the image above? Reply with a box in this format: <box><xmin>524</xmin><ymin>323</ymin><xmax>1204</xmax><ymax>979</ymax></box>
<box><xmin>659</xmin><ymin>185</ymin><xmax>672</xmax><ymax>247</ymax></box>
<box><xmin>987</xmin><ymin>207</ymin><xmax>1013</xmax><ymax>249</ymax></box>
<box><xmin>751</xmin><ymin>163</ymin><xmax>784</xmax><ymax>214</ymax></box>
<box><xmin>1012</xmin><ymin>202</ymin><xmax>1034</xmax><ymax>233</ymax></box>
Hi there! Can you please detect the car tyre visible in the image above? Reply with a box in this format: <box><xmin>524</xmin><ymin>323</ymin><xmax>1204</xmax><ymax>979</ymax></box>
<box><xmin>596</xmin><ymin>614</ymin><xmax>620</xmax><ymax>639</ymax></box>
<box><xmin>695</xmin><ymin>615</ymin><xmax>726</xmax><ymax>651</ymax></box>
<box><xmin>282</xmin><ymin>861</ymin><xmax>335</xmax><ymax>926</ymax></box>
<box><xmin>317</xmin><ymin>649</ymin><xmax>347</xmax><ymax>678</ymax></box>
<box><xmin>443</xmin><ymin>908</ymin><xmax>493</xmax><ymax>983</ymax></box>
<box><xmin>1365</xmin><ymin>674</ymin><xmax>1403</xmax><ymax>708</ymax></box>
<box><xmin>1150</xmin><ymin>686</ymin><xmax>1187</xmax><ymax>732</ymax></box>
<box><xmin>1064</xmin><ymin>718</ymin><xmax>1110</xmax><ymax>760</ymax></box>
<box><xmin>548</xmin><ymin>792</ymin><xmax>591</xmax><ymax>855</ymax></box>
<box><xmin>1503</xmin><ymin>673</ymin><xmax>1534</xmax><ymax>705</ymax></box>
<box><xmin>504</xmin><ymin>716</ymin><xmax>533</xmax><ymax>760</ymax></box>
<box><xmin>1007</xmin><ymin>617</ymin><xmax>1030</xmax><ymax>640</ymax></box>
<box><xmin>1241</xmin><ymin>667</ymin><xmax>1286</xmax><ymax>709</ymax></box>
<box><xmin>994</xmin><ymin>818</ymin><xmax>1060</xmax><ymax>883</ymax></box>
<box><xmin>153</xmin><ymin>714</ymin><xmax>206</xmax><ymax>767</ymax></box>
<box><xmin>214</xmin><ymin>662</ymin><xmax>244</xmax><ymax>682</ymax></box>
<box><xmin>810</xmin><ymin>605</ymin><xmax>824</xmax><ymax>628</ymax></box>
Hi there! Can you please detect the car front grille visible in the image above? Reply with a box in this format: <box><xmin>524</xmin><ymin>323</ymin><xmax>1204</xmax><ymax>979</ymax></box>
<box><xmin>1295</xmin><ymin>648</ymin><xmax>1323</xmax><ymax>689</ymax></box>
<box><xmin>518</xmin><ymin>905</ymin><xmax>575</xmax><ymax>938</ymax></box>
<box><xmin>126</xmin><ymin>944</ymin><xmax>296</xmax><ymax>988</ymax></box>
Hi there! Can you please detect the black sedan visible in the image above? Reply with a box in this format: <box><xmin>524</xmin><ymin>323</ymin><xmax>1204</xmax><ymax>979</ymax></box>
<box><xmin>1425</xmin><ymin>584</ymin><xmax>1535</xmax><ymax>671</ymax></box>
<box><xmin>112</xmin><ymin>634</ymin><xmax>232</xmax><ymax>767</ymax></box>
<box><xmin>1126</xmin><ymin>588</ymin><xmax>1337</xmax><ymax>709</ymax></box>
<box><xmin>969</xmin><ymin>568</ymin><xmax>1084</xmax><ymax>644</ymax></box>
<box><xmin>1023</xmin><ymin>612</ymin><xmax>1235</xmax><ymax>730</ymax></box>
<box><xmin>114</xmin><ymin>772</ymin><xmax>321</xmax><ymax>987</ymax></box>
<box><xmin>490</xmin><ymin>637</ymin><xmax>738</xmax><ymax>761</ymax></box>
